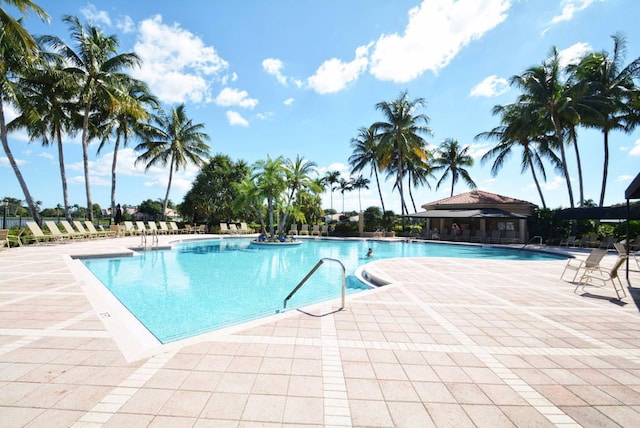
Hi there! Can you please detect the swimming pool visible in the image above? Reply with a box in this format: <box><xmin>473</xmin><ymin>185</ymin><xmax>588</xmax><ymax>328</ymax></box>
<box><xmin>82</xmin><ymin>238</ymin><xmax>564</xmax><ymax>343</ymax></box>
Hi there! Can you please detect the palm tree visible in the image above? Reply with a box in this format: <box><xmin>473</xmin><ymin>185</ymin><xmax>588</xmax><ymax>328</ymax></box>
<box><xmin>433</xmin><ymin>138</ymin><xmax>476</xmax><ymax>196</ymax></box>
<box><xmin>9</xmin><ymin>60</ymin><xmax>76</xmax><ymax>221</ymax></box>
<box><xmin>0</xmin><ymin>1</ymin><xmax>49</xmax><ymax>225</ymax></box>
<box><xmin>135</xmin><ymin>104</ymin><xmax>211</xmax><ymax>220</ymax></box>
<box><xmin>252</xmin><ymin>155</ymin><xmax>286</xmax><ymax>236</ymax></box>
<box><xmin>323</xmin><ymin>170</ymin><xmax>341</xmax><ymax>211</ymax></box>
<box><xmin>510</xmin><ymin>47</ymin><xmax>576</xmax><ymax>207</ymax></box>
<box><xmin>41</xmin><ymin>15</ymin><xmax>141</xmax><ymax>222</ymax></box>
<box><xmin>279</xmin><ymin>155</ymin><xmax>317</xmax><ymax>232</ymax></box>
<box><xmin>96</xmin><ymin>79</ymin><xmax>158</xmax><ymax>220</ymax></box>
<box><xmin>351</xmin><ymin>175</ymin><xmax>370</xmax><ymax>213</ymax></box>
<box><xmin>477</xmin><ymin>103</ymin><xmax>561</xmax><ymax>209</ymax></box>
<box><xmin>349</xmin><ymin>125</ymin><xmax>386</xmax><ymax>213</ymax></box>
<box><xmin>373</xmin><ymin>91</ymin><xmax>432</xmax><ymax>216</ymax></box>
<box><xmin>338</xmin><ymin>177</ymin><xmax>353</xmax><ymax>214</ymax></box>
<box><xmin>404</xmin><ymin>149</ymin><xmax>434</xmax><ymax>212</ymax></box>
<box><xmin>573</xmin><ymin>33</ymin><xmax>640</xmax><ymax>207</ymax></box>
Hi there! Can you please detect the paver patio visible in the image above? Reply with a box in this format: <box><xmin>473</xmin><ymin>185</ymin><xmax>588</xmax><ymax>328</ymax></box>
<box><xmin>1</xmin><ymin>234</ymin><xmax>639</xmax><ymax>427</ymax></box>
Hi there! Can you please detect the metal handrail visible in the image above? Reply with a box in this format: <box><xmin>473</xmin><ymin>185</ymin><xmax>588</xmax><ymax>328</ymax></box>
<box><xmin>521</xmin><ymin>235</ymin><xmax>543</xmax><ymax>249</ymax></box>
<box><xmin>283</xmin><ymin>257</ymin><xmax>346</xmax><ymax>310</ymax></box>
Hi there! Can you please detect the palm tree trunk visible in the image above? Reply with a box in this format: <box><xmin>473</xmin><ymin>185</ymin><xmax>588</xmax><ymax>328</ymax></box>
<box><xmin>163</xmin><ymin>156</ymin><xmax>175</xmax><ymax>221</ymax></box>
<box><xmin>55</xmin><ymin>128</ymin><xmax>71</xmax><ymax>221</ymax></box>
<box><xmin>279</xmin><ymin>186</ymin><xmax>296</xmax><ymax>233</ymax></box>
<box><xmin>111</xmin><ymin>134</ymin><xmax>121</xmax><ymax>220</ymax></box>
<box><xmin>408</xmin><ymin>176</ymin><xmax>417</xmax><ymax>212</ymax></box>
<box><xmin>570</xmin><ymin>128</ymin><xmax>584</xmax><ymax>206</ymax></box>
<box><xmin>81</xmin><ymin>104</ymin><xmax>94</xmax><ymax>222</ymax></box>
<box><xmin>552</xmin><ymin>119</ymin><xmax>574</xmax><ymax>208</ymax></box>
<box><xmin>0</xmin><ymin>99</ymin><xmax>42</xmax><ymax>226</ymax></box>
<box><xmin>373</xmin><ymin>165</ymin><xmax>386</xmax><ymax>213</ymax></box>
<box><xmin>599</xmin><ymin>129</ymin><xmax>609</xmax><ymax>207</ymax></box>
<box><xmin>528</xmin><ymin>158</ymin><xmax>547</xmax><ymax>209</ymax></box>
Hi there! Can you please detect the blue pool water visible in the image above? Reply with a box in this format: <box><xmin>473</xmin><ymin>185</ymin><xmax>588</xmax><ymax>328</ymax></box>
<box><xmin>82</xmin><ymin>239</ymin><xmax>564</xmax><ymax>343</ymax></box>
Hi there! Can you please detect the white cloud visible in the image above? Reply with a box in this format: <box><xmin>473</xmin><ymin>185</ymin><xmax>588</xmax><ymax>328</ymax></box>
<box><xmin>37</xmin><ymin>152</ymin><xmax>55</xmax><ymax>161</ymax></box>
<box><xmin>558</xmin><ymin>42</ymin><xmax>592</xmax><ymax>68</ymax></box>
<box><xmin>0</xmin><ymin>156</ymin><xmax>27</xmax><ymax>167</ymax></box>
<box><xmin>226</xmin><ymin>111</ymin><xmax>249</xmax><ymax>127</ymax></box>
<box><xmin>307</xmin><ymin>44</ymin><xmax>371</xmax><ymax>94</ymax></box>
<box><xmin>117</xmin><ymin>16</ymin><xmax>135</xmax><ymax>34</ymax></box>
<box><xmin>470</xmin><ymin>75</ymin><xmax>509</xmax><ymax>97</ymax></box>
<box><xmin>262</xmin><ymin>58</ymin><xmax>288</xmax><ymax>85</ymax></box>
<box><xmin>283</xmin><ymin>97</ymin><xmax>295</xmax><ymax>106</ymax></box>
<box><xmin>80</xmin><ymin>4</ymin><xmax>112</xmax><ymax>26</ymax></box>
<box><xmin>369</xmin><ymin>0</ymin><xmax>511</xmax><ymax>83</ymax></box>
<box><xmin>132</xmin><ymin>15</ymin><xmax>229</xmax><ymax>104</ymax></box>
<box><xmin>551</xmin><ymin>0</ymin><xmax>602</xmax><ymax>24</ymax></box>
<box><xmin>629</xmin><ymin>139</ymin><xmax>640</xmax><ymax>156</ymax></box>
<box><xmin>214</xmin><ymin>88</ymin><xmax>258</xmax><ymax>109</ymax></box>
<box><xmin>617</xmin><ymin>175</ymin><xmax>634</xmax><ymax>182</ymax></box>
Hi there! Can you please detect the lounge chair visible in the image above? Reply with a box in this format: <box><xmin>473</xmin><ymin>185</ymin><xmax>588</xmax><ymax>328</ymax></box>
<box><xmin>599</xmin><ymin>236</ymin><xmax>616</xmax><ymax>250</ymax></box>
<box><xmin>136</xmin><ymin>221</ymin><xmax>150</xmax><ymax>235</ymax></box>
<box><xmin>320</xmin><ymin>224</ymin><xmax>329</xmax><ymax>237</ymax></box>
<box><xmin>60</xmin><ymin>220</ymin><xmax>89</xmax><ymax>239</ymax></box>
<box><xmin>560</xmin><ymin>248</ymin><xmax>607</xmax><ymax>282</ymax></box>
<box><xmin>299</xmin><ymin>224</ymin><xmax>309</xmax><ymax>236</ymax></box>
<box><xmin>25</xmin><ymin>221</ymin><xmax>59</xmax><ymax>244</ymax></box>
<box><xmin>123</xmin><ymin>221</ymin><xmax>138</xmax><ymax>235</ymax></box>
<box><xmin>219</xmin><ymin>223</ymin><xmax>231</xmax><ymax>234</ymax></box>
<box><xmin>85</xmin><ymin>221</ymin><xmax>113</xmax><ymax>238</ymax></box>
<box><xmin>45</xmin><ymin>221</ymin><xmax>77</xmax><ymax>241</ymax></box>
<box><xmin>239</xmin><ymin>222</ymin><xmax>253</xmax><ymax>234</ymax></box>
<box><xmin>310</xmin><ymin>225</ymin><xmax>320</xmax><ymax>236</ymax></box>
<box><xmin>228</xmin><ymin>223</ymin><xmax>240</xmax><ymax>234</ymax></box>
<box><xmin>288</xmin><ymin>224</ymin><xmax>299</xmax><ymax>235</ymax></box>
<box><xmin>615</xmin><ymin>241</ymin><xmax>640</xmax><ymax>270</ymax></box>
<box><xmin>73</xmin><ymin>221</ymin><xmax>95</xmax><ymax>238</ymax></box>
<box><xmin>169</xmin><ymin>222</ymin><xmax>185</xmax><ymax>234</ymax></box>
<box><xmin>147</xmin><ymin>222</ymin><xmax>159</xmax><ymax>235</ymax></box>
<box><xmin>197</xmin><ymin>225</ymin><xmax>207</xmax><ymax>234</ymax></box>
<box><xmin>576</xmin><ymin>255</ymin><xmax>627</xmax><ymax>299</ymax></box>
<box><xmin>158</xmin><ymin>222</ymin><xmax>170</xmax><ymax>234</ymax></box>
<box><xmin>0</xmin><ymin>229</ymin><xmax>9</xmax><ymax>250</ymax></box>
<box><xmin>559</xmin><ymin>236</ymin><xmax>576</xmax><ymax>247</ymax></box>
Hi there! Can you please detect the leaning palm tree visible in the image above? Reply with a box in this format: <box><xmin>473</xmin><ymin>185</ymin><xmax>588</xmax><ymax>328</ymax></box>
<box><xmin>96</xmin><ymin>79</ymin><xmax>158</xmax><ymax>220</ymax></box>
<box><xmin>477</xmin><ymin>103</ymin><xmax>561</xmax><ymax>209</ymax></box>
<box><xmin>135</xmin><ymin>104</ymin><xmax>211</xmax><ymax>220</ymax></box>
<box><xmin>572</xmin><ymin>33</ymin><xmax>640</xmax><ymax>207</ymax></box>
<box><xmin>279</xmin><ymin>155</ymin><xmax>317</xmax><ymax>232</ymax></box>
<box><xmin>349</xmin><ymin>125</ymin><xmax>386</xmax><ymax>213</ymax></box>
<box><xmin>433</xmin><ymin>138</ymin><xmax>477</xmax><ymax>197</ymax></box>
<box><xmin>0</xmin><ymin>1</ymin><xmax>49</xmax><ymax>225</ymax></box>
<box><xmin>373</xmin><ymin>91</ymin><xmax>432</xmax><ymax>216</ymax></box>
<box><xmin>40</xmin><ymin>15</ymin><xmax>141</xmax><ymax>222</ymax></box>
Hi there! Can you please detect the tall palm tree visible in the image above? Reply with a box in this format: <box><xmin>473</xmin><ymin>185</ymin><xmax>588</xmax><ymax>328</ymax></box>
<box><xmin>433</xmin><ymin>138</ymin><xmax>476</xmax><ymax>197</ymax></box>
<box><xmin>323</xmin><ymin>170</ymin><xmax>341</xmax><ymax>211</ymax></box>
<box><xmin>279</xmin><ymin>155</ymin><xmax>317</xmax><ymax>232</ymax></box>
<box><xmin>510</xmin><ymin>47</ymin><xmax>576</xmax><ymax>207</ymax></box>
<box><xmin>338</xmin><ymin>177</ymin><xmax>353</xmax><ymax>214</ymax></box>
<box><xmin>41</xmin><ymin>15</ymin><xmax>141</xmax><ymax>222</ymax></box>
<box><xmin>9</xmin><ymin>60</ymin><xmax>76</xmax><ymax>221</ymax></box>
<box><xmin>135</xmin><ymin>104</ymin><xmax>211</xmax><ymax>220</ymax></box>
<box><xmin>403</xmin><ymin>149</ymin><xmax>434</xmax><ymax>212</ymax></box>
<box><xmin>96</xmin><ymin>79</ymin><xmax>158</xmax><ymax>220</ymax></box>
<box><xmin>0</xmin><ymin>1</ymin><xmax>49</xmax><ymax>225</ymax></box>
<box><xmin>252</xmin><ymin>155</ymin><xmax>286</xmax><ymax>236</ymax></box>
<box><xmin>573</xmin><ymin>33</ymin><xmax>640</xmax><ymax>207</ymax></box>
<box><xmin>477</xmin><ymin>103</ymin><xmax>561</xmax><ymax>209</ymax></box>
<box><xmin>373</xmin><ymin>91</ymin><xmax>432</xmax><ymax>216</ymax></box>
<box><xmin>349</xmin><ymin>125</ymin><xmax>386</xmax><ymax>213</ymax></box>
<box><xmin>351</xmin><ymin>175</ymin><xmax>370</xmax><ymax>213</ymax></box>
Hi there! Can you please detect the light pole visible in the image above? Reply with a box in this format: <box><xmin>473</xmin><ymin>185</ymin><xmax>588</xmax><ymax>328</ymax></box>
<box><xmin>2</xmin><ymin>199</ymin><xmax>8</xmax><ymax>229</ymax></box>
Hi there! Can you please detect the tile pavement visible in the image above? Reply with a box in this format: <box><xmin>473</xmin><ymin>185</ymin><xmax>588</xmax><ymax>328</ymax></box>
<box><xmin>0</xmin><ymin>235</ymin><xmax>639</xmax><ymax>427</ymax></box>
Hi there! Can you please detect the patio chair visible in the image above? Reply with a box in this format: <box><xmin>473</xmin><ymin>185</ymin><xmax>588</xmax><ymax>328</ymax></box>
<box><xmin>559</xmin><ymin>236</ymin><xmax>576</xmax><ymax>247</ymax></box>
<box><xmin>0</xmin><ymin>229</ymin><xmax>9</xmax><ymax>250</ymax></box>
<box><xmin>136</xmin><ymin>221</ymin><xmax>150</xmax><ymax>235</ymax></box>
<box><xmin>310</xmin><ymin>225</ymin><xmax>320</xmax><ymax>236</ymax></box>
<box><xmin>85</xmin><ymin>221</ymin><xmax>113</xmax><ymax>238</ymax></box>
<box><xmin>576</xmin><ymin>255</ymin><xmax>627</xmax><ymax>300</ymax></box>
<box><xmin>299</xmin><ymin>224</ymin><xmax>309</xmax><ymax>236</ymax></box>
<box><xmin>44</xmin><ymin>221</ymin><xmax>76</xmax><ymax>241</ymax></box>
<box><xmin>169</xmin><ymin>222</ymin><xmax>185</xmax><ymax>234</ymax></box>
<box><xmin>25</xmin><ymin>221</ymin><xmax>59</xmax><ymax>244</ymax></box>
<box><xmin>288</xmin><ymin>224</ymin><xmax>299</xmax><ymax>235</ymax></box>
<box><xmin>228</xmin><ymin>223</ymin><xmax>240</xmax><ymax>234</ymax></box>
<box><xmin>219</xmin><ymin>223</ymin><xmax>231</xmax><ymax>234</ymax></box>
<box><xmin>60</xmin><ymin>220</ymin><xmax>88</xmax><ymax>239</ymax></box>
<box><xmin>320</xmin><ymin>224</ymin><xmax>329</xmax><ymax>237</ymax></box>
<box><xmin>158</xmin><ymin>222</ymin><xmax>170</xmax><ymax>234</ymax></box>
<box><xmin>599</xmin><ymin>236</ymin><xmax>616</xmax><ymax>250</ymax></box>
<box><xmin>615</xmin><ymin>241</ymin><xmax>640</xmax><ymax>270</ymax></box>
<box><xmin>147</xmin><ymin>222</ymin><xmax>159</xmax><ymax>235</ymax></box>
<box><xmin>239</xmin><ymin>222</ymin><xmax>253</xmax><ymax>234</ymax></box>
<box><xmin>560</xmin><ymin>248</ymin><xmax>606</xmax><ymax>282</ymax></box>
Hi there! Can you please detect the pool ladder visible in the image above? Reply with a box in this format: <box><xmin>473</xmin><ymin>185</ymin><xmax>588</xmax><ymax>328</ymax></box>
<box><xmin>283</xmin><ymin>257</ymin><xmax>346</xmax><ymax>310</ymax></box>
<box><xmin>140</xmin><ymin>229</ymin><xmax>159</xmax><ymax>250</ymax></box>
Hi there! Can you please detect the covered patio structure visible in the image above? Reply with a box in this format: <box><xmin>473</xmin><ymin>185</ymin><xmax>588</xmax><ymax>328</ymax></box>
<box><xmin>407</xmin><ymin>190</ymin><xmax>537</xmax><ymax>243</ymax></box>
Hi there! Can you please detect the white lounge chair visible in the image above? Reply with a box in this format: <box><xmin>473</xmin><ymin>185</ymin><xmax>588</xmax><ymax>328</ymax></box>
<box><xmin>561</xmin><ymin>248</ymin><xmax>607</xmax><ymax>282</ymax></box>
<box><xmin>60</xmin><ymin>220</ymin><xmax>89</xmax><ymax>239</ymax></box>
<box><xmin>228</xmin><ymin>223</ymin><xmax>240</xmax><ymax>234</ymax></box>
<box><xmin>320</xmin><ymin>225</ymin><xmax>329</xmax><ymax>237</ymax></box>
<box><xmin>310</xmin><ymin>225</ymin><xmax>320</xmax><ymax>236</ymax></box>
<box><xmin>158</xmin><ymin>222</ymin><xmax>170</xmax><ymax>234</ymax></box>
<box><xmin>45</xmin><ymin>221</ymin><xmax>76</xmax><ymax>241</ymax></box>
<box><xmin>123</xmin><ymin>221</ymin><xmax>138</xmax><ymax>235</ymax></box>
<box><xmin>559</xmin><ymin>236</ymin><xmax>576</xmax><ymax>247</ymax></box>
<box><xmin>0</xmin><ymin>229</ymin><xmax>9</xmax><ymax>250</ymax></box>
<box><xmin>288</xmin><ymin>224</ymin><xmax>299</xmax><ymax>235</ymax></box>
<box><xmin>85</xmin><ymin>221</ymin><xmax>112</xmax><ymax>238</ymax></box>
<box><xmin>219</xmin><ymin>223</ymin><xmax>231</xmax><ymax>234</ymax></box>
<box><xmin>136</xmin><ymin>221</ymin><xmax>149</xmax><ymax>235</ymax></box>
<box><xmin>25</xmin><ymin>221</ymin><xmax>59</xmax><ymax>244</ymax></box>
<box><xmin>299</xmin><ymin>224</ymin><xmax>309</xmax><ymax>236</ymax></box>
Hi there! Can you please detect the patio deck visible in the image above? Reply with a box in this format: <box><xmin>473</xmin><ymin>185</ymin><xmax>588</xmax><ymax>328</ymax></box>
<box><xmin>1</xmin><ymin>235</ymin><xmax>640</xmax><ymax>427</ymax></box>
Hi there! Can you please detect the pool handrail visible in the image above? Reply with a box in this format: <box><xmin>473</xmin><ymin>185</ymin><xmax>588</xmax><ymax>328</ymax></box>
<box><xmin>284</xmin><ymin>257</ymin><xmax>346</xmax><ymax>310</ymax></box>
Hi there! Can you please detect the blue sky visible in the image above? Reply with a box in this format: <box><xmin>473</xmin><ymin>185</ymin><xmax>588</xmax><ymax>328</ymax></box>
<box><xmin>2</xmin><ymin>0</ymin><xmax>640</xmax><ymax>214</ymax></box>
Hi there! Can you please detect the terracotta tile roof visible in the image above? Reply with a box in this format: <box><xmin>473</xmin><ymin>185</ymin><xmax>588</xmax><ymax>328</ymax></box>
<box><xmin>422</xmin><ymin>190</ymin><xmax>536</xmax><ymax>209</ymax></box>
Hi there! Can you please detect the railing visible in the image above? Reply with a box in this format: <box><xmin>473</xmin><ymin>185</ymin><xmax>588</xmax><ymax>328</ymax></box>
<box><xmin>283</xmin><ymin>257</ymin><xmax>346</xmax><ymax>310</ymax></box>
<box><xmin>140</xmin><ymin>229</ymin><xmax>159</xmax><ymax>250</ymax></box>
<box><xmin>521</xmin><ymin>235</ymin><xmax>543</xmax><ymax>249</ymax></box>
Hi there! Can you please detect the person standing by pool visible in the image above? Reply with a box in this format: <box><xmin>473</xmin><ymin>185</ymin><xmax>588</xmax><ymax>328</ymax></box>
<box><xmin>452</xmin><ymin>223</ymin><xmax>459</xmax><ymax>240</ymax></box>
